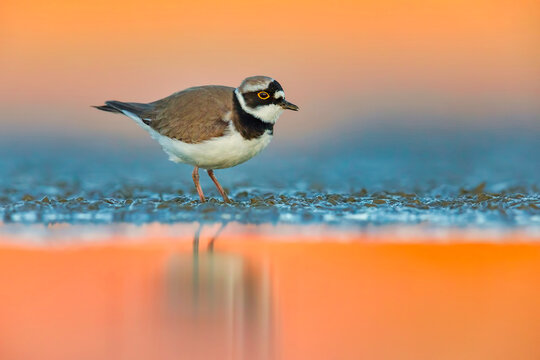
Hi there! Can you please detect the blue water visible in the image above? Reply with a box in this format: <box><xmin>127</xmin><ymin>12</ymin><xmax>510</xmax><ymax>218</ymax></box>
<box><xmin>1</xmin><ymin>128</ymin><xmax>539</xmax><ymax>228</ymax></box>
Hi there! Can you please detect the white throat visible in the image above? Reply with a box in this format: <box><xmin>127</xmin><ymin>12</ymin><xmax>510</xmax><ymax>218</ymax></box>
<box><xmin>235</xmin><ymin>89</ymin><xmax>284</xmax><ymax>124</ymax></box>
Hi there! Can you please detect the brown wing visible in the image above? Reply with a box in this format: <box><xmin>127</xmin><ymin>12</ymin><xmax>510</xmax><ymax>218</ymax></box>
<box><xmin>144</xmin><ymin>85</ymin><xmax>234</xmax><ymax>144</ymax></box>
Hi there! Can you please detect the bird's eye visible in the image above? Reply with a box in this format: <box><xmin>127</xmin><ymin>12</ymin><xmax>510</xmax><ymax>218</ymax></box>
<box><xmin>257</xmin><ymin>91</ymin><xmax>270</xmax><ymax>100</ymax></box>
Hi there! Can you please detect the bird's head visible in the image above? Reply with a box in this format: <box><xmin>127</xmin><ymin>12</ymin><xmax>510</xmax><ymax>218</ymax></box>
<box><xmin>234</xmin><ymin>76</ymin><xmax>299</xmax><ymax>124</ymax></box>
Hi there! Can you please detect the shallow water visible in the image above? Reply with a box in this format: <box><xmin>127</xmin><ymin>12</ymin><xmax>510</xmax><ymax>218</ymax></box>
<box><xmin>1</xmin><ymin>223</ymin><xmax>540</xmax><ymax>360</ymax></box>
<box><xmin>1</xmin><ymin>130</ymin><xmax>539</xmax><ymax>228</ymax></box>
<box><xmin>1</xmin><ymin>129</ymin><xmax>539</xmax><ymax>359</ymax></box>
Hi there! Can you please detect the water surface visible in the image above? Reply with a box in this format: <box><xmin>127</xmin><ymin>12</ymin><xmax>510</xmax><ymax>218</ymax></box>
<box><xmin>1</xmin><ymin>129</ymin><xmax>538</xmax><ymax>229</ymax></box>
<box><xmin>1</xmin><ymin>223</ymin><xmax>540</xmax><ymax>360</ymax></box>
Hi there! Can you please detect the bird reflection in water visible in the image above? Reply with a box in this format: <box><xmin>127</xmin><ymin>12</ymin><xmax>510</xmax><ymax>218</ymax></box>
<box><xmin>164</xmin><ymin>223</ymin><xmax>275</xmax><ymax>360</ymax></box>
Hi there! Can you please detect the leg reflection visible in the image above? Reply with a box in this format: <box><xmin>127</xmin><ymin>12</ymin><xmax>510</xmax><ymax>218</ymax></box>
<box><xmin>207</xmin><ymin>222</ymin><xmax>228</xmax><ymax>253</ymax></box>
<box><xmin>192</xmin><ymin>223</ymin><xmax>203</xmax><ymax>306</ymax></box>
<box><xmin>193</xmin><ymin>222</ymin><xmax>203</xmax><ymax>256</ymax></box>
<box><xmin>165</xmin><ymin>223</ymin><xmax>274</xmax><ymax>359</ymax></box>
<box><xmin>191</xmin><ymin>222</ymin><xmax>228</xmax><ymax>254</ymax></box>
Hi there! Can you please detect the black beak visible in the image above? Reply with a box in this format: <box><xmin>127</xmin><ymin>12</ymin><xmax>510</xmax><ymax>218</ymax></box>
<box><xmin>280</xmin><ymin>99</ymin><xmax>299</xmax><ymax>111</ymax></box>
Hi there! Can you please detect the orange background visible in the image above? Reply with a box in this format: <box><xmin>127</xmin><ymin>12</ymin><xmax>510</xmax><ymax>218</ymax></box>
<box><xmin>1</xmin><ymin>0</ymin><xmax>539</xmax><ymax>142</ymax></box>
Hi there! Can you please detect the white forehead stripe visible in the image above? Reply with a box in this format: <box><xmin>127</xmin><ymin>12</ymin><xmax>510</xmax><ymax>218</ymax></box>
<box><xmin>274</xmin><ymin>90</ymin><xmax>285</xmax><ymax>99</ymax></box>
<box><xmin>240</xmin><ymin>78</ymin><xmax>274</xmax><ymax>93</ymax></box>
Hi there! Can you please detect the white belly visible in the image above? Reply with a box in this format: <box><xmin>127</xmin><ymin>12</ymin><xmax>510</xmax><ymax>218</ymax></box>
<box><xmin>158</xmin><ymin>128</ymin><xmax>273</xmax><ymax>169</ymax></box>
<box><xmin>122</xmin><ymin>110</ymin><xmax>273</xmax><ymax>169</ymax></box>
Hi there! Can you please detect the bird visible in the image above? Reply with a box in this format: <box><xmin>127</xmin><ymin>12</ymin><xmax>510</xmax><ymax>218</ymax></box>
<box><xmin>94</xmin><ymin>76</ymin><xmax>299</xmax><ymax>203</ymax></box>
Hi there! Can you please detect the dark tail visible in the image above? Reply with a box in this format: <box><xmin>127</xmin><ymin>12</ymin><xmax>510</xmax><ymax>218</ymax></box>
<box><xmin>93</xmin><ymin>103</ymin><xmax>122</xmax><ymax>113</ymax></box>
<box><xmin>92</xmin><ymin>101</ymin><xmax>153</xmax><ymax>116</ymax></box>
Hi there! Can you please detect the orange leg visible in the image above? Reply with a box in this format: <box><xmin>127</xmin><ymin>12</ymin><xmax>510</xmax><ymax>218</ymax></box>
<box><xmin>192</xmin><ymin>166</ymin><xmax>206</xmax><ymax>202</ymax></box>
<box><xmin>207</xmin><ymin>169</ymin><xmax>230</xmax><ymax>203</ymax></box>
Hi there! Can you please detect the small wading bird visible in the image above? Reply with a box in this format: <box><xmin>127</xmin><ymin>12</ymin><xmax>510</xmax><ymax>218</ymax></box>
<box><xmin>94</xmin><ymin>76</ymin><xmax>298</xmax><ymax>203</ymax></box>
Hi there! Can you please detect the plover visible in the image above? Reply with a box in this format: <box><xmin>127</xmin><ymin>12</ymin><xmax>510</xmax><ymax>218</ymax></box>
<box><xmin>94</xmin><ymin>76</ymin><xmax>298</xmax><ymax>203</ymax></box>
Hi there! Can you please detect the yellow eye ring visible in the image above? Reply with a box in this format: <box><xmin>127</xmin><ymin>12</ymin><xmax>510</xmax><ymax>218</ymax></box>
<box><xmin>257</xmin><ymin>91</ymin><xmax>270</xmax><ymax>100</ymax></box>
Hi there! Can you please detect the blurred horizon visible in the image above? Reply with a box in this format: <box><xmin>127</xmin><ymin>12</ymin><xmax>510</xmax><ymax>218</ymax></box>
<box><xmin>2</xmin><ymin>127</ymin><xmax>538</xmax><ymax>227</ymax></box>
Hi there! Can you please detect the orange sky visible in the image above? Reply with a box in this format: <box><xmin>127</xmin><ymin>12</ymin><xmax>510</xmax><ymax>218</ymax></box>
<box><xmin>1</xmin><ymin>0</ymin><xmax>539</xmax><ymax>140</ymax></box>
